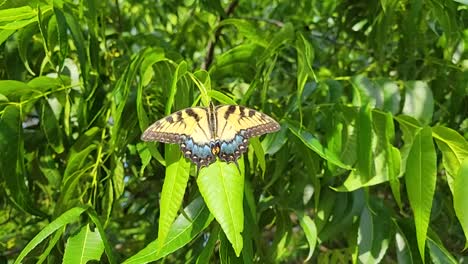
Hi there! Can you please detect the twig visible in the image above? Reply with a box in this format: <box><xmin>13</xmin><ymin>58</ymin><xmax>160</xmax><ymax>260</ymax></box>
<box><xmin>201</xmin><ymin>0</ymin><xmax>239</xmax><ymax>70</ymax></box>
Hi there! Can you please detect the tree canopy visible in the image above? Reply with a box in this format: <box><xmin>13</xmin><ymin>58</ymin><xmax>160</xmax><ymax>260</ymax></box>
<box><xmin>0</xmin><ymin>0</ymin><xmax>467</xmax><ymax>263</ymax></box>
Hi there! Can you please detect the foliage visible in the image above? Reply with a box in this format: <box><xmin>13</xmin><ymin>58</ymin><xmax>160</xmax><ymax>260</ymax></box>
<box><xmin>0</xmin><ymin>0</ymin><xmax>467</xmax><ymax>263</ymax></box>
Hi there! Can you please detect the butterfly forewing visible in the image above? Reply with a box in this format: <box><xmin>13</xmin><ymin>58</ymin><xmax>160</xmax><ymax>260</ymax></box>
<box><xmin>141</xmin><ymin>107</ymin><xmax>216</xmax><ymax>168</ymax></box>
<box><xmin>214</xmin><ymin>105</ymin><xmax>280</xmax><ymax>163</ymax></box>
<box><xmin>215</xmin><ymin>105</ymin><xmax>280</xmax><ymax>138</ymax></box>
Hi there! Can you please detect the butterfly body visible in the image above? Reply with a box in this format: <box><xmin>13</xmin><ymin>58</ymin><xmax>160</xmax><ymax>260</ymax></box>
<box><xmin>142</xmin><ymin>104</ymin><xmax>280</xmax><ymax>169</ymax></box>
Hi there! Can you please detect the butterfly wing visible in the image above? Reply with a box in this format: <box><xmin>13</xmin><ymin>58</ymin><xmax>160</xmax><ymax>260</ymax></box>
<box><xmin>141</xmin><ymin>107</ymin><xmax>217</xmax><ymax>168</ymax></box>
<box><xmin>214</xmin><ymin>105</ymin><xmax>280</xmax><ymax>163</ymax></box>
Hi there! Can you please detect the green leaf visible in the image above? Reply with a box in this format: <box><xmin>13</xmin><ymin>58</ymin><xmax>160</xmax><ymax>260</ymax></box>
<box><xmin>402</xmin><ymin>81</ymin><xmax>434</xmax><ymax>125</ymax></box>
<box><xmin>453</xmin><ymin>158</ymin><xmax>468</xmax><ymax>249</ymax></box>
<box><xmin>40</xmin><ymin>99</ymin><xmax>64</xmax><ymax>153</ymax></box>
<box><xmin>250</xmin><ymin>137</ymin><xmax>266</xmax><ymax>176</ymax></box>
<box><xmin>373</xmin><ymin>110</ymin><xmax>401</xmax><ymax>206</ymax></box>
<box><xmin>166</xmin><ymin>61</ymin><xmax>188</xmax><ymax>115</ymax></box>
<box><xmin>432</xmin><ymin>126</ymin><xmax>468</xmax><ymax>192</ymax></box>
<box><xmin>297</xmin><ymin>212</ymin><xmax>317</xmax><ymax>262</ymax></box>
<box><xmin>427</xmin><ymin>238</ymin><xmax>458</xmax><ymax>264</ymax></box>
<box><xmin>111</xmin><ymin>157</ymin><xmax>125</xmax><ymax>199</ymax></box>
<box><xmin>137</xmin><ymin>142</ymin><xmax>153</xmax><ymax>174</ymax></box>
<box><xmin>123</xmin><ymin>197</ymin><xmax>213</xmax><ymax>264</ymax></box>
<box><xmin>395</xmin><ymin>115</ymin><xmax>422</xmax><ymax>177</ymax></box>
<box><xmin>393</xmin><ymin>221</ymin><xmax>415</xmax><ymax>264</ymax></box>
<box><xmin>405</xmin><ymin>126</ymin><xmax>436</xmax><ymax>262</ymax></box>
<box><xmin>296</xmin><ymin>32</ymin><xmax>315</xmax><ymax>125</ymax></box>
<box><xmin>257</xmin><ymin>22</ymin><xmax>295</xmax><ymax>65</ymax></box>
<box><xmin>219</xmin><ymin>231</ymin><xmax>242</xmax><ymax>264</ymax></box>
<box><xmin>157</xmin><ymin>144</ymin><xmax>191</xmax><ymax>249</ymax></box>
<box><xmin>0</xmin><ymin>80</ymin><xmax>37</xmax><ymax>101</ymax></box>
<box><xmin>87</xmin><ymin>209</ymin><xmax>117</xmax><ymax>264</ymax></box>
<box><xmin>37</xmin><ymin>229</ymin><xmax>64</xmax><ymax>264</ymax></box>
<box><xmin>351</xmin><ymin>75</ymin><xmax>383</xmax><ymax>108</ymax></box>
<box><xmin>61</xmin><ymin>8</ymin><xmax>88</xmax><ymax>85</ymax></box>
<box><xmin>209</xmin><ymin>43</ymin><xmax>265</xmax><ymax>80</ymax></box>
<box><xmin>63</xmin><ymin>224</ymin><xmax>105</xmax><ymax>264</ymax></box>
<box><xmin>0</xmin><ymin>6</ymin><xmax>37</xmax><ymax>22</ymax></box>
<box><xmin>217</xmin><ymin>19</ymin><xmax>268</xmax><ymax>47</ymax></box>
<box><xmin>376</xmin><ymin>79</ymin><xmax>401</xmax><ymax>114</ymax></box>
<box><xmin>356</xmin><ymin>104</ymin><xmax>373</xmax><ymax>181</ymax></box>
<box><xmin>197</xmin><ymin>161</ymin><xmax>244</xmax><ymax>257</ymax></box>
<box><xmin>288</xmin><ymin>122</ymin><xmax>352</xmax><ymax>170</ymax></box>
<box><xmin>48</xmin><ymin>9</ymin><xmax>68</xmax><ymax>68</ymax></box>
<box><xmin>63</xmin><ymin>145</ymin><xmax>96</xmax><ymax>186</ymax></box>
<box><xmin>196</xmin><ymin>225</ymin><xmax>220</xmax><ymax>264</ymax></box>
<box><xmin>0</xmin><ymin>105</ymin><xmax>45</xmax><ymax>216</ymax></box>
<box><xmin>56</xmin><ymin>145</ymin><xmax>96</xmax><ymax>215</ymax></box>
<box><xmin>70</xmin><ymin>127</ymin><xmax>100</xmax><ymax>154</ymax></box>
<box><xmin>0</xmin><ymin>29</ymin><xmax>15</xmax><ymax>45</ymax></box>
<box><xmin>28</xmin><ymin>76</ymin><xmax>67</xmax><ymax>92</ymax></box>
<box><xmin>14</xmin><ymin>206</ymin><xmax>89</xmax><ymax>264</ymax></box>
<box><xmin>357</xmin><ymin>202</ymin><xmax>392</xmax><ymax>264</ymax></box>
<box><xmin>17</xmin><ymin>24</ymin><xmax>38</xmax><ymax>76</ymax></box>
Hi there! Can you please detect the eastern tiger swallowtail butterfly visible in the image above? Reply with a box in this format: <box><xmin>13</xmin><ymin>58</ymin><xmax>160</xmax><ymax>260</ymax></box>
<box><xmin>141</xmin><ymin>103</ymin><xmax>280</xmax><ymax>169</ymax></box>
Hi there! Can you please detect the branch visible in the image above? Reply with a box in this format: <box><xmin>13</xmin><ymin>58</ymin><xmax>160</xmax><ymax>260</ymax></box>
<box><xmin>201</xmin><ymin>0</ymin><xmax>239</xmax><ymax>70</ymax></box>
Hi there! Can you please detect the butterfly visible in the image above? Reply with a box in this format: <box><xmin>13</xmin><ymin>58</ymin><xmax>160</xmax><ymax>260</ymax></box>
<box><xmin>141</xmin><ymin>103</ymin><xmax>280</xmax><ymax>169</ymax></box>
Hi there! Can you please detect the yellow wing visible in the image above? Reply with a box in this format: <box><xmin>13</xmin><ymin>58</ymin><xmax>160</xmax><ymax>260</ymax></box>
<box><xmin>141</xmin><ymin>107</ymin><xmax>217</xmax><ymax>168</ymax></box>
<box><xmin>214</xmin><ymin>105</ymin><xmax>280</xmax><ymax>163</ymax></box>
<box><xmin>141</xmin><ymin>107</ymin><xmax>211</xmax><ymax>144</ymax></box>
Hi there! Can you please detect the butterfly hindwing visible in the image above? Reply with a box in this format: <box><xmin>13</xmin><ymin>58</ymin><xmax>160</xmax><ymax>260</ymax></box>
<box><xmin>214</xmin><ymin>105</ymin><xmax>280</xmax><ymax>163</ymax></box>
<box><xmin>141</xmin><ymin>107</ymin><xmax>216</xmax><ymax>168</ymax></box>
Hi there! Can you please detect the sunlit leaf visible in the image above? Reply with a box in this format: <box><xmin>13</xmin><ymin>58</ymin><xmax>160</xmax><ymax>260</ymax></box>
<box><xmin>123</xmin><ymin>197</ymin><xmax>213</xmax><ymax>264</ymax></box>
<box><xmin>405</xmin><ymin>127</ymin><xmax>436</xmax><ymax>261</ymax></box>
<box><xmin>402</xmin><ymin>81</ymin><xmax>434</xmax><ymax>125</ymax></box>
<box><xmin>357</xmin><ymin>202</ymin><xmax>392</xmax><ymax>264</ymax></box>
<box><xmin>63</xmin><ymin>224</ymin><xmax>104</xmax><ymax>263</ymax></box>
<box><xmin>198</xmin><ymin>160</ymin><xmax>244</xmax><ymax>256</ymax></box>
<box><xmin>453</xmin><ymin>159</ymin><xmax>468</xmax><ymax>249</ymax></box>
<box><xmin>14</xmin><ymin>206</ymin><xmax>89</xmax><ymax>264</ymax></box>
<box><xmin>157</xmin><ymin>144</ymin><xmax>191</xmax><ymax>249</ymax></box>
<box><xmin>432</xmin><ymin>126</ymin><xmax>468</xmax><ymax>192</ymax></box>
<box><xmin>351</xmin><ymin>75</ymin><xmax>383</xmax><ymax>108</ymax></box>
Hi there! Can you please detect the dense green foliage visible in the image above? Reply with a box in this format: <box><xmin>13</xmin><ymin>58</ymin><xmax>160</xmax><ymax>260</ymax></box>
<box><xmin>1</xmin><ymin>0</ymin><xmax>467</xmax><ymax>263</ymax></box>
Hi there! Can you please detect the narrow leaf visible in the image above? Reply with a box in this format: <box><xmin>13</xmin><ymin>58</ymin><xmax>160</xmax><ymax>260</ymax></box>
<box><xmin>157</xmin><ymin>144</ymin><xmax>191</xmax><ymax>250</ymax></box>
<box><xmin>297</xmin><ymin>212</ymin><xmax>317</xmax><ymax>261</ymax></box>
<box><xmin>453</xmin><ymin>158</ymin><xmax>468</xmax><ymax>249</ymax></box>
<box><xmin>123</xmin><ymin>197</ymin><xmax>213</xmax><ymax>264</ymax></box>
<box><xmin>0</xmin><ymin>105</ymin><xmax>45</xmax><ymax>216</ymax></box>
<box><xmin>14</xmin><ymin>206</ymin><xmax>88</xmax><ymax>264</ymax></box>
<box><xmin>432</xmin><ymin>126</ymin><xmax>468</xmax><ymax>192</ymax></box>
<box><xmin>356</xmin><ymin>104</ymin><xmax>373</xmax><ymax>181</ymax></box>
<box><xmin>405</xmin><ymin>127</ymin><xmax>436</xmax><ymax>262</ymax></box>
<box><xmin>427</xmin><ymin>238</ymin><xmax>458</xmax><ymax>264</ymax></box>
<box><xmin>288</xmin><ymin>122</ymin><xmax>352</xmax><ymax>170</ymax></box>
<box><xmin>196</xmin><ymin>225</ymin><xmax>220</xmax><ymax>264</ymax></box>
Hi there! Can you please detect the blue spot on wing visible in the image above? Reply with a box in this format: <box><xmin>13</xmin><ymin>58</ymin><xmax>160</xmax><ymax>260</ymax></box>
<box><xmin>218</xmin><ymin>132</ymin><xmax>249</xmax><ymax>163</ymax></box>
<box><xmin>179</xmin><ymin>138</ymin><xmax>216</xmax><ymax>168</ymax></box>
